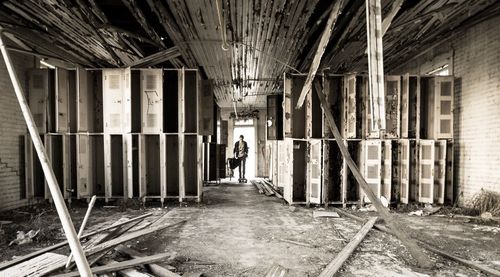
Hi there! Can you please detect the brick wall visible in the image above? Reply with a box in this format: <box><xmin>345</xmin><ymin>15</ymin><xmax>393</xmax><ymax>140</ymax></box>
<box><xmin>0</xmin><ymin>51</ymin><xmax>36</xmax><ymax>211</ymax></box>
<box><xmin>393</xmin><ymin>15</ymin><xmax>500</xmax><ymax>204</ymax></box>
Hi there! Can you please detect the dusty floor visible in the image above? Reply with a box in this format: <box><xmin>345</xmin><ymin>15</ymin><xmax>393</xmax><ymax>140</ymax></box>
<box><xmin>1</xmin><ymin>182</ymin><xmax>499</xmax><ymax>276</ymax></box>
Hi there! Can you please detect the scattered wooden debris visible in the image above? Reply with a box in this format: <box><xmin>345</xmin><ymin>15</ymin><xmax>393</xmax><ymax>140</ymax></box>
<box><xmin>115</xmin><ymin>245</ymin><xmax>181</xmax><ymax>277</ymax></box>
<box><xmin>261</xmin><ymin>179</ymin><xmax>283</xmax><ymax>199</ymax></box>
<box><xmin>313</xmin><ymin>211</ymin><xmax>340</xmax><ymax>218</ymax></box>
<box><xmin>278</xmin><ymin>238</ymin><xmax>316</xmax><ymax>248</ymax></box>
<box><xmin>0</xmin><ymin>213</ymin><xmax>153</xmax><ymax>270</ymax></box>
<box><xmin>264</xmin><ymin>263</ymin><xmax>288</xmax><ymax>277</ymax></box>
<box><xmin>332</xmin><ymin>208</ymin><xmax>500</xmax><ymax>276</ymax></box>
<box><xmin>318</xmin><ymin>217</ymin><xmax>378</xmax><ymax>277</ymax></box>
<box><xmin>0</xmin><ymin>252</ymin><xmax>67</xmax><ymax>277</ymax></box>
<box><xmin>52</xmin><ymin>253</ymin><xmax>172</xmax><ymax>277</ymax></box>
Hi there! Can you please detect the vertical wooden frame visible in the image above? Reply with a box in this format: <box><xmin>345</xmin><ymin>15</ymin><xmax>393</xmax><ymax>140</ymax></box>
<box><xmin>28</xmin><ymin>69</ymin><xmax>50</xmax><ymax>134</ymax></box>
<box><xmin>55</xmin><ymin>68</ymin><xmax>70</xmax><ymax>132</ymax></box>
<box><xmin>178</xmin><ymin>134</ymin><xmax>185</xmax><ymax>201</ymax></box>
<box><xmin>44</xmin><ymin>134</ymin><xmax>51</xmax><ymax>200</ymax></box>
<box><xmin>341</xmin><ymin>140</ymin><xmax>348</xmax><ymax>206</ymax></box>
<box><xmin>360</xmin><ymin>140</ymin><xmax>381</xmax><ymax>202</ymax></box>
<box><xmin>76</xmin><ymin>134</ymin><xmax>92</xmax><ymax>199</ymax></box>
<box><xmin>399</xmin><ymin>139</ymin><xmax>410</xmax><ymax>204</ymax></box>
<box><xmin>280</xmin><ymin>139</ymin><xmax>293</xmax><ymax>204</ymax></box>
<box><xmin>308</xmin><ymin>139</ymin><xmax>322</xmax><ymax>204</ymax></box>
<box><xmin>103</xmin><ymin>134</ymin><xmax>112</xmax><ymax>201</ymax></box>
<box><xmin>418</xmin><ymin>140</ymin><xmax>435</xmax><ymax>203</ymax></box>
<box><xmin>384</xmin><ymin>75</ymin><xmax>401</xmax><ymax>138</ymax></box>
<box><xmin>197</xmin><ymin>135</ymin><xmax>203</xmax><ymax>202</ymax></box>
<box><xmin>122</xmin><ymin>67</ymin><xmax>132</xmax><ymax>133</ymax></box>
<box><xmin>76</xmin><ymin>68</ymin><xmax>89</xmax><ymax>132</ymax></box>
<box><xmin>123</xmin><ymin>134</ymin><xmax>133</xmax><ymax>199</ymax></box>
<box><xmin>322</xmin><ymin>139</ymin><xmax>329</xmax><ymax>204</ymax></box>
<box><xmin>62</xmin><ymin>134</ymin><xmax>71</xmax><ymax>200</ymax></box>
<box><xmin>178</xmin><ymin>69</ymin><xmax>185</xmax><ymax>133</ymax></box>
<box><xmin>401</xmin><ymin>74</ymin><xmax>409</xmax><ymax>138</ymax></box>
<box><xmin>24</xmin><ymin>135</ymin><xmax>34</xmax><ymax>200</ymax></box>
<box><xmin>363</xmin><ymin>77</ymin><xmax>380</xmax><ymax>139</ymax></box>
<box><xmin>445</xmin><ymin>141</ymin><xmax>454</xmax><ymax>203</ymax></box>
<box><xmin>138</xmin><ymin>134</ymin><xmax>147</xmax><ymax>200</ymax></box>
<box><xmin>434</xmin><ymin>140</ymin><xmax>446</xmax><ymax>204</ymax></box>
<box><xmin>283</xmin><ymin>73</ymin><xmax>292</xmax><ymax>138</ymax></box>
<box><xmin>159</xmin><ymin>134</ymin><xmax>167</xmax><ymax>201</ymax></box>
<box><xmin>381</xmin><ymin>140</ymin><xmax>392</xmax><ymax>201</ymax></box>
<box><xmin>140</xmin><ymin>69</ymin><xmax>163</xmax><ymax>133</ymax></box>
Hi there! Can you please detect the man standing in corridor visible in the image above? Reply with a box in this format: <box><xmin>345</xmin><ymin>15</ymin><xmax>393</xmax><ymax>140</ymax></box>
<box><xmin>233</xmin><ymin>135</ymin><xmax>248</xmax><ymax>183</ymax></box>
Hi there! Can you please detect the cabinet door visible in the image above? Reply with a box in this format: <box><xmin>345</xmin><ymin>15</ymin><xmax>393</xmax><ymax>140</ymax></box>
<box><xmin>361</xmin><ymin>140</ymin><xmax>381</xmax><ymax>201</ymax></box>
<box><xmin>123</xmin><ymin>68</ymin><xmax>132</xmax><ymax>133</ymax></box>
<box><xmin>401</xmin><ymin>75</ymin><xmax>409</xmax><ymax>138</ymax></box>
<box><xmin>344</xmin><ymin>74</ymin><xmax>357</xmax><ymax>138</ymax></box>
<box><xmin>381</xmin><ymin>140</ymin><xmax>392</xmax><ymax>201</ymax></box>
<box><xmin>283</xmin><ymin>74</ymin><xmax>292</xmax><ymax>137</ymax></box>
<box><xmin>76</xmin><ymin>134</ymin><xmax>91</xmax><ymax>198</ymax></box>
<box><xmin>384</xmin><ymin>76</ymin><xmax>400</xmax><ymax>138</ymax></box>
<box><xmin>445</xmin><ymin>141</ymin><xmax>454</xmax><ymax>203</ymax></box>
<box><xmin>435</xmin><ymin>77</ymin><xmax>453</xmax><ymax>139</ymax></box>
<box><xmin>309</xmin><ymin>140</ymin><xmax>322</xmax><ymax>204</ymax></box>
<box><xmin>434</xmin><ymin>140</ymin><xmax>446</xmax><ymax>204</ymax></box>
<box><xmin>28</xmin><ymin>69</ymin><xmax>49</xmax><ymax>134</ymax></box>
<box><xmin>77</xmin><ymin>68</ymin><xmax>89</xmax><ymax>132</ymax></box>
<box><xmin>103</xmin><ymin>134</ymin><xmax>112</xmax><ymax>200</ymax></box>
<box><xmin>141</xmin><ymin>69</ymin><xmax>163</xmax><ymax>133</ymax></box>
<box><xmin>44</xmin><ymin>134</ymin><xmax>52</xmax><ymax>200</ymax></box>
<box><xmin>399</xmin><ymin>140</ymin><xmax>410</xmax><ymax>203</ymax></box>
<box><xmin>123</xmin><ymin>134</ymin><xmax>133</xmax><ymax>199</ymax></box>
<box><xmin>55</xmin><ymin>68</ymin><xmax>69</xmax><ymax>132</ymax></box>
<box><xmin>199</xmin><ymin>80</ymin><xmax>214</xmax><ymax>136</ymax></box>
<box><xmin>418</xmin><ymin>140</ymin><xmax>435</xmax><ymax>203</ymax></box>
<box><xmin>103</xmin><ymin>69</ymin><xmax>124</xmax><ymax>133</ymax></box>
<box><xmin>138</xmin><ymin>135</ymin><xmax>147</xmax><ymax>199</ymax></box>
<box><xmin>159</xmin><ymin>134</ymin><xmax>167</xmax><ymax>200</ymax></box>
<box><xmin>24</xmin><ymin>136</ymin><xmax>34</xmax><ymax>199</ymax></box>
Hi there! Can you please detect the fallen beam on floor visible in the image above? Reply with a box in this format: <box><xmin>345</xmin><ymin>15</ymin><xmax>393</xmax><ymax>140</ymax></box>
<box><xmin>331</xmin><ymin>208</ymin><xmax>500</xmax><ymax>277</ymax></box>
<box><xmin>0</xmin><ymin>213</ymin><xmax>152</xmax><ymax>270</ymax></box>
<box><xmin>52</xmin><ymin>252</ymin><xmax>172</xmax><ymax>277</ymax></box>
<box><xmin>314</xmin><ymin>80</ymin><xmax>432</xmax><ymax>268</ymax></box>
<box><xmin>115</xmin><ymin>245</ymin><xmax>181</xmax><ymax>277</ymax></box>
<box><xmin>318</xmin><ymin>217</ymin><xmax>377</xmax><ymax>277</ymax></box>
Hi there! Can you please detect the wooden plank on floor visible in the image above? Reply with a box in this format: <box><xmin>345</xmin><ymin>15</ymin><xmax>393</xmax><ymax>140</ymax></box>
<box><xmin>1</xmin><ymin>252</ymin><xmax>67</xmax><ymax>277</ymax></box>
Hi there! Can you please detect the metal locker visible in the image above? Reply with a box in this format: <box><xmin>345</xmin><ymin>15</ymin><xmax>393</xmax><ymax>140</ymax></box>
<box><xmin>178</xmin><ymin>134</ymin><xmax>185</xmax><ymax>201</ymax></box>
<box><xmin>123</xmin><ymin>134</ymin><xmax>133</xmax><ymax>199</ymax></box>
<box><xmin>76</xmin><ymin>134</ymin><xmax>92</xmax><ymax>198</ymax></box>
<box><xmin>399</xmin><ymin>139</ymin><xmax>410</xmax><ymax>204</ymax></box>
<box><xmin>122</xmin><ymin>68</ymin><xmax>132</xmax><ymax>133</ymax></box>
<box><xmin>28</xmin><ymin>69</ymin><xmax>50</xmax><ymax>134</ymax></box>
<box><xmin>141</xmin><ymin>69</ymin><xmax>163</xmax><ymax>133</ymax></box>
<box><xmin>55</xmin><ymin>68</ymin><xmax>70</xmax><ymax>132</ymax></box>
<box><xmin>384</xmin><ymin>76</ymin><xmax>401</xmax><ymax>138</ymax></box>
<box><xmin>309</xmin><ymin>140</ymin><xmax>322</xmax><ymax>204</ymax></box>
<box><xmin>360</xmin><ymin>140</ymin><xmax>381</xmax><ymax>202</ymax></box>
<box><xmin>418</xmin><ymin>140</ymin><xmax>435</xmax><ymax>203</ymax></box>
<box><xmin>138</xmin><ymin>134</ymin><xmax>147</xmax><ymax>199</ymax></box>
<box><xmin>401</xmin><ymin>74</ymin><xmax>409</xmax><ymax>138</ymax></box>
<box><xmin>381</xmin><ymin>140</ymin><xmax>392</xmax><ymax>201</ymax></box>
<box><xmin>279</xmin><ymin>139</ymin><xmax>293</xmax><ymax>203</ymax></box>
<box><xmin>199</xmin><ymin>80</ymin><xmax>214</xmax><ymax>136</ymax></box>
<box><xmin>103</xmin><ymin>134</ymin><xmax>112</xmax><ymax>200</ymax></box>
<box><xmin>283</xmin><ymin>73</ymin><xmax>292</xmax><ymax>137</ymax></box>
<box><xmin>434</xmin><ymin>140</ymin><xmax>446</xmax><ymax>204</ymax></box>
<box><xmin>103</xmin><ymin>69</ymin><xmax>124</xmax><ymax>133</ymax></box>
<box><xmin>445</xmin><ymin>141</ymin><xmax>454</xmax><ymax>203</ymax></box>
<box><xmin>77</xmin><ymin>68</ymin><xmax>89</xmax><ymax>132</ymax></box>
<box><xmin>435</xmin><ymin>77</ymin><xmax>453</xmax><ymax>139</ymax></box>
<box><xmin>344</xmin><ymin>74</ymin><xmax>357</xmax><ymax>138</ymax></box>
<box><xmin>159</xmin><ymin>134</ymin><xmax>167</xmax><ymax>200</ymax></box>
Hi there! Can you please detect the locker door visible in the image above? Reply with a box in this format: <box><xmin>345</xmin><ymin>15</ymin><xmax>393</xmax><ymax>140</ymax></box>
<box><xmin>280</xmin><ymin>140</ymin><xmax>293</xmax><ymax>203</ymax></box>
<box><xmin>159</xmin><ymin>134</ymin><xmax>167</xmax><ymax>200</ymax></box>
<box><xmin>361</xmin><ymin>140</ymin><xmax>381</xmax><ymax>201</ymax></box>
<box><xmin>418</xmin><ymin>140</ymin><xmax>435</xmax><ymax>203</ymax></box>
<box><xmin>445</xmin><ymin>142</ymin><xmax>454</xmax><ymax>203</ymax></box>
<box><xmin>62</xmin><ymin>135</ymin><xmax>71</xmax><ymax>199</ymax></box>
<box><xmin>178</xmin><ymin>134</ymin><xmax>185</xmax><ymax>201</ymax></box>
<box><xmin>309</xmin><ymin>140</ymin><xmax>322</xmax><ymax>204</ymax></box>
<box><xmin>436</xmin><ymin>77</ymin><xmax>453</xmax><ymax>139</ymax></box>
<box><xmin>44</xmin><ymin>134</ymin><xmax>52</xmax><ymax>200</ymax></box>
<box><xmin>344</xmin><ymin>74</ymin><xmax>357</xmax><ymax>138</ymax></box>
<box><xmin>141</xmin><ymin>69</ymin><xmax>163</xmax><ymax>133</ymax></box>
<box><xmin>28</xmin><ymin>69</ymin><xmax>49</xmax><ymax>134</ymax></box>
<box><xmin>363</xmin><ymin>77</ymin><xmax>379</xmax><ymax>139</ymax></box>
<box><xmin>138</xmin><ymin>135</ymin><xmax>147</xmax><ymax>199</ymax></box>
<box><xmin>77</xmin><ymin>68</ymin><xmax>88</xmax><ymax>132</ymax></box>
<box><xmin>381</xmin><ymin>140</ymin><xmax>392</xmax><ymax>201</ymax></box>
<box><xmin>401</xmin><ymin>75</ymin><xmax>409</xmax><ymax>138</ymax></box>
<box><xmin>178</xmin><ymin>69</ymin><xmax>185</xmax><ymax>133</ymax></box>
<box><xmin>123</xmin><ymin>68</ymin><xmax>132</xmax><ymax>133</ymax></box>
<box><xmin>283</xmin><ymin>74</ymin><xmax>292</xmax><ymax>137</ymax></box>
<box><xmin>76</xmin><ymin>134</ymin><xmax>91</xmax><ymax>198</ymax></box>
<box><xmin>384</xmin><ymin>76</ymin><xmax>400</xmax><ymax>138</ymax></box>
<box><xmin>123</xmin><ymin>134</ymin><xmax>133</xmax><ymax>199</ymax></box>
<box><xmin>399</xmin><ymin>140</ymin><xmax>410</xmax><ymax>204</ymax></box>
<box><xmin>434</xmin><ymin>140</ymin><xmax>446</xmax><ymax>204</ymax></box>
<box><xmin>103</xmin><ymin>69</ymin><xmax>123</xmax><ymax>133</ymax></box>
<box><xmin>103</xmin><ymin>134</ymin><xmax>112</xmax><ymax>200</ymax></box>
<box><xmin>56</xmin><ymin>68</ymin><xmax>69</xmax><ymax>132</ymax></box>
<box><xmin>24</xmin><ymin>136</ymin><xmax>34</xmax><ymax>199</ymax></box>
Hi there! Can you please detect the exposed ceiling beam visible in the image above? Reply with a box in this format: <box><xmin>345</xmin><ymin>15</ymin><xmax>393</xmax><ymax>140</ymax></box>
<box><xmin>381</xmin><ymin>0</ymin><xmax>404</xmax><ymax>34</ymax></box>
<box><xmin>126</xmin><ymin>46</ymin><xmax>181</xmax><ymax>67</ymax></box>
<box><xmin>121</xmin><ymin>0</ymin><xmax>165</xmax><ymax>49</ymax></box>
<box><xmin>295</xmin><ymin>0</ymin><xmax>344</xmax><ymax>109</ymax></box>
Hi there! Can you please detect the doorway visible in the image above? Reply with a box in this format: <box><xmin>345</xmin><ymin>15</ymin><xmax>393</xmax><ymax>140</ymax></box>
<box><xmin>233</xmin><ymin>119</ymin><xmax>256</xmax><ymax>179</ymax></box>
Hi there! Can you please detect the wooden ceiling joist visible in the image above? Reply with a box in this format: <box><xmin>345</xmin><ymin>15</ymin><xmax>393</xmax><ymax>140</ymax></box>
<box><xmin>127</xmin><ymin>46</ymin><xmax>181</xmax><ymax>68</ymax></box>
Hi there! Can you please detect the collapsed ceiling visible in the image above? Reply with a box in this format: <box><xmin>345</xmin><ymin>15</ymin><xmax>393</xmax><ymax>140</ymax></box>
<box><xmin>0</xmin><ymin>0</ymin><xmax>498</xmax><ymax>108</ymax></box>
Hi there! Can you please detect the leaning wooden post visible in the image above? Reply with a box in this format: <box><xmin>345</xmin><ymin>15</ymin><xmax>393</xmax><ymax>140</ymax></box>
<box><xmin>66</xmin><ymin>195</ymin><xmax>97</xmax><ymax>268</ymax></box>
<box><xmin>318</xmin><ymin>217</ymin><xmax>378</xmax><ymax>276</ymax></box>
<box><xmin>0</xmin><ymin>31</ymin><xmax>92</xmax><ymax>276</ymax></box>
<box><xmin>313</xmin><ymin>80</ymin><xmax>432</xmax><ymax>268</ymax></box>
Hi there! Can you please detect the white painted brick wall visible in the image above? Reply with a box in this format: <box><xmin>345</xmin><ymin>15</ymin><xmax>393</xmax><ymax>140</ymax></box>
<box><xmin>393</xmin><ymin>15</ymin><xmax>500</xmax><ymax>204</ymax></box>
<box><xmin>0</xmin><ymin>52</ymin><xmax>35</xmax><ymax>211</ymax></box>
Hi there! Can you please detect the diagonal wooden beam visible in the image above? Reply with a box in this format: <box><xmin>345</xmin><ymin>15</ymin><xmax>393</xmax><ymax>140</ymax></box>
<box><xmin>121</xmin><ymin>0</ymin><xmax>166</xmax><ymax>48</ymax></box>
<box><xmin>314</xmin><ymin>79</ymin><xmax>433</xmax><ymax>269</ymax></box>
<box><xmin>126</xmin><ymin>46</ymin><xmax>181</xmax><ymax>67</ymax></box>
<box><xmin>295</xmin><ymin>0</ymin><xmax>343</xmax><ymax>109</ymax></box>
<box><xmin>381</xmin><ymin>0</ymin><xmax>405</xmax><ymax>34</ymax></box>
